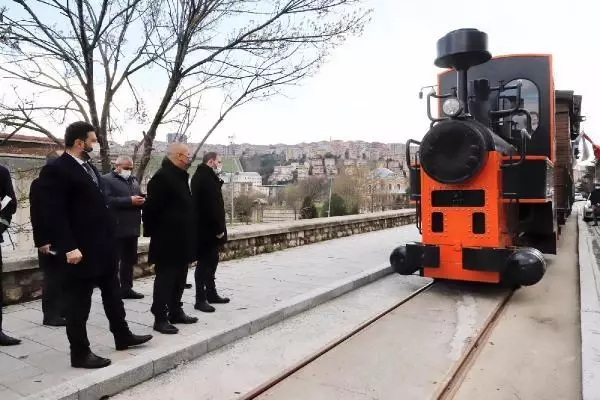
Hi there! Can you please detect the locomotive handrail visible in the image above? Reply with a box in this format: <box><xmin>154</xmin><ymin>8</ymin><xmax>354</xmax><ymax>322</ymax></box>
<box><xmin>426</xmin><ymin>91</ymin><xmax>454</xmax><ymax>123</ymax></box>
<box><xmin>489</xmin><ymin>82</ymin><xmax>523</xmax><ymax>117</ymax></box>
<box><xmin>405</xmin><ymin>139</ymin><xmax>421</xmax><ymax>171</ymax></box>
<box><xmin>516</xmin><ymin>108</ymin><xmax>534</xmax><ymax>138</ymax></box>
<box><xmin>501</xmin><ymin>121</ymin><xmax>531</xmax><ymax>168</ymax></box>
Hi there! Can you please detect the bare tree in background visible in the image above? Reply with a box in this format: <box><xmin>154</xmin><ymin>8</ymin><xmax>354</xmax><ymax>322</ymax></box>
<box><xmin>135</xmin><ymin>0</ymin><xmax>371</xmax><ymax>180</ymax></box>
<box><xmin>0</xmin><ymin>0</ymin><xmax>172</xmax><ymax>171</ymax></box>
<box><xmin>298</xmin><ymin>175</ymin><xmax>328</xmax><ymax>202</ymax></box>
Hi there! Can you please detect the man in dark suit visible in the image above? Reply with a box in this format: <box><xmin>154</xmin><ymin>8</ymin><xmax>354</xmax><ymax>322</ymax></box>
<box><xmin>589</xmin><ymin>182</ymin><xmax>600</xmax><ymax>226</ymax></box>
<box><xmin>191</xmin><ymin>152</ymin><xmax>230</xmax><ymax>313</ymax></box>
<box><xmin>38</xmin><ymin>121</ymin><xmax>152</xmax><ymax>368</ymax></box>
<box><xmin>102</xmin><ymin>155</ymin><xmax>145</xmax><ymax>300</ymax></box>
<box><xmin>30</xmin><ymin>150</ymin><xmax>67</xmax><ymax>327</ymax></box>
<box><xmin>143</xmin><ymin>143</ymin><xmax>198</xmax><ymax>334</ymax></box>
<box><xmin>0</xmin><ymin>164</ymin><xmax>20</xmax><ymax>346</ymax></box>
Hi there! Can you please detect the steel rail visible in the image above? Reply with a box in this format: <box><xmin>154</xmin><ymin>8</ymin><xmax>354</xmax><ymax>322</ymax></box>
<box><xmin>432</xmin><ymin>288</ymin><xmax>515</xmax><ymax>400</ymax></box>
<box><xmin>239</xmin><ymin>279</ymin><xmax>437</xmax><ymax>400</ymax></box>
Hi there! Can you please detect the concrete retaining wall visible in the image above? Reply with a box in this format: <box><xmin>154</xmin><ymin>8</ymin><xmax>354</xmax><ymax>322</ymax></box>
<box><xmin>1</xmin><ymin>210</ymin><xmax>416</xmax><ymax>305</ymax></box>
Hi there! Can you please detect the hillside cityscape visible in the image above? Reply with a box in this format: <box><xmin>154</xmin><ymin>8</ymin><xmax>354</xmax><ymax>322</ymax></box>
<box><xmin>113</xmin><ymin>134</ymin><xmax>409</xmax><ymax>183</ymax></box>
<box><xmin>0</xmin><ymin>132</ymin><xmax>411</xmax><ymax>248</ymax></box>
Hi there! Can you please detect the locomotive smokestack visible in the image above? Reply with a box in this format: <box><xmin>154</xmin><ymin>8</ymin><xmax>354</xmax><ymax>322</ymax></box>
<box><xmin>434</xmin><ymin>29</ymin><xmax>492</xmax><ymax>114</ymax></box>
<box><xmin>458</xmin><ymin>70</ymin><xmax>469</xmax><ymax>113</ymax></box>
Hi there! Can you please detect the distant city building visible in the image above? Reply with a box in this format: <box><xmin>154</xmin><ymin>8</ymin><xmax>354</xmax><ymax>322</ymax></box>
<box><xmin>167</xmin><ymin>133</ymin><xmax>188</xmax><ymax>144</ymax></box>
<box><xmin>0</xmin><ymin>133</ymin><xmax>61</xmax><ymax>156</ymax></box>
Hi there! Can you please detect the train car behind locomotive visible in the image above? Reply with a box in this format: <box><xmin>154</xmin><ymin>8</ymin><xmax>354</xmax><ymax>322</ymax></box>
<box><xmin>390</xmin><ymin>28</ymin><xmax>583</xmax><ymax>287</ymax></box>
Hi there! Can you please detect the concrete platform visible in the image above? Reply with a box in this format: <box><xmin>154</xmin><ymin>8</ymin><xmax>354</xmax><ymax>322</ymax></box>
<box><xmin>0</xmin><ymin>225</ymin><xmax>419</xmax><ymax>400</ymax></box>
<box><xmin>452</xmin><ymin>206</ymin><xmax>582</xmax><ymax>399</ymax></box>
<box><xmin>577</xmin><ymin>205</ymin><xmax>600</xmax><ymax>400</ymax></box>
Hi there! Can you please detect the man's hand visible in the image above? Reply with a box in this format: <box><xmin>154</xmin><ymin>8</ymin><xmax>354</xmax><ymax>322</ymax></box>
<box><xmin>0</xmin><ymin>219</ymin><xmax>8</xmax><ymax>235</ymax></box>
<box><xmin>131</xmin><ymin>195</ymin><xmax>145</xmax><ymax>206</ymax></box>
<box><xmin>39</xmin><ymin>244</ymin><xmax>51</xmax><ymax>254</ymax></box>
<box><xmin>66</xmin><ymin>249</ymin><xmax>83</xmax><ymax>264</ymax></box>
<box><xmin>216</xmin><ymin>232</ymin><xmax>224</xmax><ymax>239</ymax></box>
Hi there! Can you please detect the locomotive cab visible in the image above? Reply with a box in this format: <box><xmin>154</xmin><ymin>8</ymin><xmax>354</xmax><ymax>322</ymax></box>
<box><xmin>391</xmin><ymin>28</ymin><xmax>554</xmax><ymax>287</ymax></box>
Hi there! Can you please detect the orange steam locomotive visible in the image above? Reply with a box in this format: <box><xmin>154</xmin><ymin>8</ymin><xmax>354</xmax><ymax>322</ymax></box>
<box><xmin>390</xmin><ymin>28</ymin><xmax>583</xmax><ymax>287</ymax></box>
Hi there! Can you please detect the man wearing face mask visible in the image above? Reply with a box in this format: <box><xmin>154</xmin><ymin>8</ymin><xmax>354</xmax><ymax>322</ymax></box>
<box><xmin>38</xmin><ymin>121</ymin><xmax>152</xmax><ymax>368</ymax></box>
<box><xmin>143</xmin><ymin>143</ymin><xmax>198</xmax><ymax>334</ymax></box>
<box><xmin>191</xmin><ymin>152</ymin><xmax>229</xmax><ymax>313</ymax></box>
<box><xmin>102</xmin><ymin>156</ymin><xmax>145</xmax><ymax>299</ymax></box>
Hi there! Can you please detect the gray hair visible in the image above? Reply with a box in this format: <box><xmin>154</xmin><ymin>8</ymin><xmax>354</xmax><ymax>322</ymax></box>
<box><xmin>115</xmin><ymin>155</ymin><xmax>133</xmax><ymax>165</ymax></box>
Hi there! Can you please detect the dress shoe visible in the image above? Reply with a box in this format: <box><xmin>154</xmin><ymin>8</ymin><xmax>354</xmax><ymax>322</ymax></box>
<box><xmin>169</xmin><ymin>310</ymin><xmax>198</xmax><ymax>324</ymax></box>
<box><xmin>153</xmin><ymin>320</ymin><xmax>179</xmax><ymax>334</ymax></box>
<box><xmin>115</xmin><ymin>333</ymin><xmax>153</xmax><ymax>351</ymax></box>
<box><xmin>43</xmin><ymin>316</ymin><xmax>67</xmax><ymax>327</ymax></box>
<box><xmin>121</xmin><ymin>289</ymin><xmax>145</xmax><ymax>299</ymax></box>
<box><xmin>194</xmin><ymin>301</ymin><xmax>215</xmax><ymax>313</ymax></box>
<box><xmin>71</xmin><ymin>352</ymin><xmax>111</xmax><ymax>369</ymax></box>
<box><xmin>0</xmin><ymin>331</ymin><xmax>21</xmax><ymax>346</ymax></box>
<box><xmin>207</xmin><ymin>294</ymin><xmax>230</xmax><ymax>304</ymax></box>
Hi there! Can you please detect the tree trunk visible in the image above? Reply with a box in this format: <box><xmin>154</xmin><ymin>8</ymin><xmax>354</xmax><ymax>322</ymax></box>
<box><xmin>98</xmin><ymin>89</ymin><xmax>115</xmax><ymax>173</ymax></box>
<box><xmin>135</xmin><ymin>73</ymin><xmax>182</xmax><ymax>181</ymax></box>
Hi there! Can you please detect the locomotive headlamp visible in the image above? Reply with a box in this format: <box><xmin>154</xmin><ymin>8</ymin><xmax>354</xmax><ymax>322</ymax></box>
<box><xmin>442</xmin><ymin>98</ymin><xmax>462</xmax><ymax>117</ymax></box>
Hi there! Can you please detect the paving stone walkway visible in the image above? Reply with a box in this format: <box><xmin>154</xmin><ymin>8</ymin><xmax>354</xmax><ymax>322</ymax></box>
<box><xmin>0</xmin><ymin>225</ymin><xmax>419</xmax><ymax>399</ymax></box>
<box><xmin>578</xmin><ymin>206</ymin><xmax>600</xmax><ymax>400</ymax></box>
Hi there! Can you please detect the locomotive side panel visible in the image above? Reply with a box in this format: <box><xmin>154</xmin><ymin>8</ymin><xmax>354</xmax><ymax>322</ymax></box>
<box><xmin>555</xmin><ymin>100</ymin><xmax>572</xmax><ymax>225</ymax></box>
<box><xmin>554</xmin><ymin>90</ymin><xmax>581</xmax><ymax>225</ymax></box>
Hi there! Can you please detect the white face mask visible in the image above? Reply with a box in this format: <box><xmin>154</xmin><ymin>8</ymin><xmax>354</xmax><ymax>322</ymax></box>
<box><xmin>119</xmin><ymin>169</ymin><xmax>132</xmax><ymax>179</ymax></box>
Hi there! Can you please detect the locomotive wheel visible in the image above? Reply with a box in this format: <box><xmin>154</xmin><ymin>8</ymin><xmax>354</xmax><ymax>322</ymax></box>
<box><xmin>390</xmin><ymin>245</ymin><xmax>419</xmax><ymax>275</ymax></box>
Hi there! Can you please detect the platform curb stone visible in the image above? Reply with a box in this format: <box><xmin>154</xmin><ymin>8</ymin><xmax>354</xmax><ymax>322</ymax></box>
<box><xmin>577</xmin><ymin>211</ymin><xmax>600</xmax><ymax>400</ymax></box>
<box><xmin>23</xmin><ymin>263</ymin><xmax>393</xmax><ymax>400</ymax></box>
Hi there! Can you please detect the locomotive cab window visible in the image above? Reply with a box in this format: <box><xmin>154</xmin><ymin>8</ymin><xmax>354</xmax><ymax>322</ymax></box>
<box><xmin>497</xmin><ymin>79</ymin><xmax>540</xmax><ymax>135</ymax></box>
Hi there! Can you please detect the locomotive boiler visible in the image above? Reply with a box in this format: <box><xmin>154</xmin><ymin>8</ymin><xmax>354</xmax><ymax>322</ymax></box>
<box><xmin>390</xmin><ymin>28</ymin><xmax>582</xmax><ymax>287</ymax></box>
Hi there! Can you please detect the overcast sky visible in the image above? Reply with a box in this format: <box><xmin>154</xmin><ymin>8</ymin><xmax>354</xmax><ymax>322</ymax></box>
<box><xmin>197</xmin><ymin>0</ymin><xmax>599</xmax><ymax>146</ymax></box>
<box><xmin>5</xmin><ymin>0</ymin><xmax>598</xmax><ymax>148</ymax></box>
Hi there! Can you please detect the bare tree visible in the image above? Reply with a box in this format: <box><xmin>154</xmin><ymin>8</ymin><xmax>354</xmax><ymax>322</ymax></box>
<box><xmin>0</xmin><ymin>0</ymin><xmax>173</xmax><ymax>171</ymax></box>
<box><xmin>282</xmin><ymin>184</ymin><xmax>302</xmax><ymax>218</ymax></box>
<box><xmin>333</xmin><ymin>173</ymin><xmax>363</xmax><ymax>212</ymax></box>
<box><xmin>135</xmin><ymin>0</ymin><xmax>371</xmax><ymax>180</ymax></box>
<box><xmin>298</xmin><ymin>175</ymin><xmax>328</xmax><ymax>202</ymax></box>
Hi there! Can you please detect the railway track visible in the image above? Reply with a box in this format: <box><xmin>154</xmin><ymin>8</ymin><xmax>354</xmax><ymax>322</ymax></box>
<box><xmin>240</xmin><ymin>280</ymin><xmax>514</xmax><ymax>400</ymax></box>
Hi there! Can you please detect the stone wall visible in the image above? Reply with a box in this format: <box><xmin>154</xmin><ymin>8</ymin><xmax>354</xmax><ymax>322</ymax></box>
<box><xmin>261</xmin><ymin>207</ymin><xmax>297</xmax><ymax>223</ymax></box>
<box><xmin>2</xmin><ymin>209</ymin><xmax>416</xmax><ymax>305</ymax></box>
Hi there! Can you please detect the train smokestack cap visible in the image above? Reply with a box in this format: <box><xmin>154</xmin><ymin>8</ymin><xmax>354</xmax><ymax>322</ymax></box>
<box><xmin>435</xmin><ymin>28</ymin><xmax>491</xmax><ymax>70</ymax></box>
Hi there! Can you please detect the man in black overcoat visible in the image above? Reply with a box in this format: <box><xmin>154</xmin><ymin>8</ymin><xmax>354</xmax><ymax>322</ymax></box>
<box><xmin>143</xmin><ymin>143</ymin><xmax>198</xmax><ymax>334</ymax></box>
<box><xmin>30</xmin><ymin>150</ymin><xmax>66</xmax><ymax>327</ymax></box>
<box><xmin>38</xmin><ymin>121</ymin><xmax>152</xmax><ymax>368</ymax></box>
<box><xmin>589</xmin><ymin>182</ymin><xmax>600</xmax><ymax>226</ymax></box>
<box><xmin>102</xmin><ymin>155</ymin><xmax>145</xmax><ymax>299</ymax></box>
<box><xmin>0</xmin><ymin>163</ymin><xmax>20</xmax><ymax>346</ymax></box>
<box><xmin>191</xmin><ymin>151</ymin><xmax>230</xmax><ymax>313</ymax></box>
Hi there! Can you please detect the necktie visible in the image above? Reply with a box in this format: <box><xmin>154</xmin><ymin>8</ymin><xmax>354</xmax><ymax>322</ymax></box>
<box><xmin>82</xmin><ymin>162</ymin><xmax>99</xmax><ymax>186</ymax></box>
